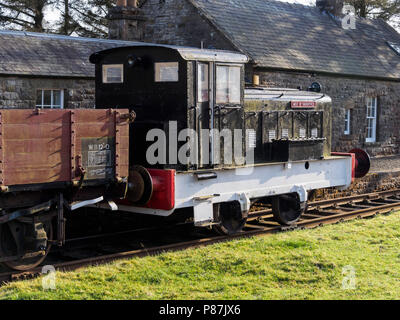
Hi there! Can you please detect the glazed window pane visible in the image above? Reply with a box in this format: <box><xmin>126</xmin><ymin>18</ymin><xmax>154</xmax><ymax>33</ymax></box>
<box><xmin>216</xmin><ymin>66</ymin><xmax>229</xmax><ymax>103</ymax></box>
<box><xmin>216</xmin><ymin>65</ymin><xmax>241</xmax><ymax>104</ymax></box>
<box><xmin>36</xmin><ymin>90</ymin><xmax>64</xmax><ymax>109</ymax></box>
<box><xmin>197</xmin><ymin>63</ymin><xmax>209</xmax><ymax>102</ymax></box>
<box><xmin>155</xmin><ymin>62</ymin><xmax>179</xmax><ymax>82</ymax></box>
<box><xmin>103</xmin><ymin>64</ymin><xmax>124</xmax><ymax>83</ymax></box>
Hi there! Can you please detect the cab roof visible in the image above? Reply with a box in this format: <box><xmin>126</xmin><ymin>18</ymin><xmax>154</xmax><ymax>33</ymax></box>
<box><xmin>90</xmin><ymin>44</ymin><xmax>249</xmax><ymax>64</ymax></box>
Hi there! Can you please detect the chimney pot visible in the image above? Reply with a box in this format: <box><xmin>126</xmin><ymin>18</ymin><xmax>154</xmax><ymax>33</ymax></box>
<box><xmin>109</xmin><ymin>0</ymin><xmax>146</xmax><ymax>41</ymax></box>
<box><xmin>116</xmin><ymin>0</ymin><xmax>127</xmax><ymax>7</ymax></box>
<box><xmin>127</xmin><ymin>0</ymin><xmax>138</xmax><ymax>7</ymax></box>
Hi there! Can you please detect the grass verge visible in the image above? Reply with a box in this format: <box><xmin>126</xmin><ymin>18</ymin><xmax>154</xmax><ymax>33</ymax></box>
<box><xmin>0</xmin><ymin>212</ymin><xmax>399</xmax><ymax>300</ymax></box>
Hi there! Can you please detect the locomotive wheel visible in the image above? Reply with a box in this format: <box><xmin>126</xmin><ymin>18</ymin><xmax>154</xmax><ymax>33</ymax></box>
<box><xmin>272</xmin><ymin>194</ymin><xmax>304</xmax><ymax>225</ymax></box>
<box><xmin>0</xmin><ymin>219</ymin><xmax>53</xmax><ymax>271</ymax></box>
<box><xmin>212</xmin><ymin>202</ymin><xmax>247</xmax><ymax>235</ymax></box>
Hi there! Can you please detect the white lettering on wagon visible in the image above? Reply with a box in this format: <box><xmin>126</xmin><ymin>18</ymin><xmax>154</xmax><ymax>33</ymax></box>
<box><xmin>89</xmin><ymin>168</ymin><xmax>114</xmax><ymax>177</ymax></box>
<box><xmin>88</xmin><ymin>150</ymin><xmax>112</xmax><ymax>167</ymax></box>
<box><xmin>81</xmin><ymin>137</ymin><xmax>115</xmax><ymax>180</ymax></box>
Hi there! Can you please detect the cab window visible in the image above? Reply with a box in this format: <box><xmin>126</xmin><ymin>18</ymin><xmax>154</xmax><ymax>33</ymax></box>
<box><xmin>155</xmin><ymin>62</ymin><xmax>179</xmax><ymax>82</ymax></box>
<box><xmin>197</xmin><ymin>63</ymin><xmax>209</xmax><ymax>102</ymax></box>
<box><xmin>102</xmin><ymin>64</ymin><xmax>123</xmax><ymax>83</ymax></box>
<box><xmin>216</xmin><ymin>65</ymin><xmax>241</xmax><ymax>104</ymax></box>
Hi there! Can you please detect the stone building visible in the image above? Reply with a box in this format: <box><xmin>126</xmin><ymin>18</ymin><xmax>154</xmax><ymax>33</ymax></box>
<box><xmin>0</xmin><ymin>30</ymin><xmax>138</xmax><ymax>110</ymax></box>
<box><xmin>109</xmin><ymin>0</ymin><xmax>400</xmax><ymax>156</ymax></box>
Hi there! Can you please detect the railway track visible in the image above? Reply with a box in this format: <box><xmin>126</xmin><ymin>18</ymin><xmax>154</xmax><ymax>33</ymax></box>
<box><xmin>1</xmin><ymin>188</ymin><xmax>400</xmax><ymax>285</ymax></box>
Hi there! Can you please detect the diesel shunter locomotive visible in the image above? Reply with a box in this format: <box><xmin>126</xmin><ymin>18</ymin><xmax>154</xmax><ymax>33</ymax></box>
<box><xmin>90</xmin><ymin>44</ymin><xmax>369</xmax><ymax>233</ymax></box>
<box><xmin>0</xmin><ymin>44</ymin><xmax>370</xmax><ymax>270</ymax></box>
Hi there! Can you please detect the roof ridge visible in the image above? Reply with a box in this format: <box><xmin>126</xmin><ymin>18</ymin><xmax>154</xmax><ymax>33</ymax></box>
<box><xmin>0</xmin><ymin>29</ymin><xmax>142</xmax><ymax>45</ymax></box>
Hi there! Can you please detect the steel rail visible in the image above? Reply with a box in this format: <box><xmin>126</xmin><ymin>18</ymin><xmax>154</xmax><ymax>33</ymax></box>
<box><xmin>307</xmin><ymin>189</ymin><xmax>400</xmax><ymax>209</ymax></box>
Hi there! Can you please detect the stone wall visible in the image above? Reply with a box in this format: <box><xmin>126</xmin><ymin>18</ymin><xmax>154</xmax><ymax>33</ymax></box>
<box><xmin>312</xmin><ymin>171</ymin><xmax>400</xmax><ymax>201</ymax></box>
<box><xmin>0</xmin><ymin>76</ymin><xmax>95</xmax><ymax>109</ymax></box>
<box><xmin>140</xmin><ymin>0</ymin><xmax>236</xmax><ymax>50</ymax></box>
<box><xmin>251</xmin><ymin>68</ymin><xmax>400</xmax><ymax>156</ymax></box>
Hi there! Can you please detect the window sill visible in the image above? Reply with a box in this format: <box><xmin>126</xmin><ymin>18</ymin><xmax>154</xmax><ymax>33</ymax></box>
<box><xmin>364</xmin><ymin>142</ymin><xmax>380</xmax><ymax>146</ymax></box>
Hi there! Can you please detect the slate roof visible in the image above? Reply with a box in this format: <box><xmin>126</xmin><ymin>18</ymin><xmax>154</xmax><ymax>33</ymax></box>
<box><xmin>0</xmin><ymin>30</ymin><xmax>141</xmax><ymax>77</ymax></box>
<box><xmin>189</xmin><ymin>0</ymin><xmax>400</xmax><ymax>79</ymax></box>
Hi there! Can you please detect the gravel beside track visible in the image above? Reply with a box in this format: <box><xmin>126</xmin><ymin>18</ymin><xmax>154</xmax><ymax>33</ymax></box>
<box><xmin>370</xmin><ymin>155</ymin><xmax>400</xmax><ymax>173</ymax></box>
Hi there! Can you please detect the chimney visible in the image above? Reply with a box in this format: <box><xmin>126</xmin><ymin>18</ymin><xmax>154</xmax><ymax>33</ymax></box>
<box><xmin>109</xmin><ymin>0</ymin><xmax>146</xmax><ymax>41</ymax></box>
<box><xmin>316</xmin><ymin>0</ymin><xmax>344</xmax><ymax>17</ymax></box>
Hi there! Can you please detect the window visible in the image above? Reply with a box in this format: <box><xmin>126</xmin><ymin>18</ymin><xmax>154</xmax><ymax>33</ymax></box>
<box><xmin>155</xmin><ymin>62</ymin><xmax>179</xmax><ymax>82</ymax></box>
<box><xmin>344</xmin><ymin>109</ymin><xmax>351</xmax><ymax>135</ymax></box>
<box><xmin>102</xmin><ymin>64</ymin><xmax>123</xmax><ymax>83</ymax></box>
<box><xmin>197</xmin><ymin>63</ymin><xmax>209</xmax><ymax>102</ymax></box>
<box><xmin>366</xmin><ymin>97</ymin><xmax>377</xmax><ymax>143</ymax></box>
<box><xmin>216</xmin><ymin>65</ymin><xmax>241</xmax><ymax>104</ymax></box>
<box><xmin>36</xmin><ymin>89</ymin><xmax>64</xmax><ymax>109</ymax></box>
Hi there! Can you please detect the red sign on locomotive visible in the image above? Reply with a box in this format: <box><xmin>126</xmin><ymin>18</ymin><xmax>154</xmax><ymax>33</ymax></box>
<box><xmin>291</xmin><ymin>101</ymin><xmax>316</xmax><ymax>109</ymax></box>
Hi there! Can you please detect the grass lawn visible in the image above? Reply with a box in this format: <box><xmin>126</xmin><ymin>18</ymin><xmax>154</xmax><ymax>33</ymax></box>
<box><xmin>0</xmin><ymin>212</ymin><xmax>399</xmax><ymax>300</ymax></box>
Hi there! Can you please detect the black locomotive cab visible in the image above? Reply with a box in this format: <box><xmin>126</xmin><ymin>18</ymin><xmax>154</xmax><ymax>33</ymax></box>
<box><xmin>90</xmin><ymin>44</ymin><xmax>248</xmax><ymax>171</ymax></box>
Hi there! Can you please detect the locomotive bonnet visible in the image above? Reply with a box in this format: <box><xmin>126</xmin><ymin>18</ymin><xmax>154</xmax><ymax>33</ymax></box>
<box><xmin>244</xmin><ymin>87</ymin><xmax>332</xmax><ymax>163</ymax></box>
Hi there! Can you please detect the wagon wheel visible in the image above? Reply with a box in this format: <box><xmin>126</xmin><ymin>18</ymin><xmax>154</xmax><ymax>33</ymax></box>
<box><xmin>272</xmin><ymin>194</ymin><xmax>304</xmax><ymax>225</ymax></box>
<box><xmin>0</xmin><ymin>219</ymin><xmax>53</xmax><ymax>271</ymax></box>
<box><xmin>212</xmin><ymin>202</ymin><xmax>247</xmax><ymax>235</ymax></box>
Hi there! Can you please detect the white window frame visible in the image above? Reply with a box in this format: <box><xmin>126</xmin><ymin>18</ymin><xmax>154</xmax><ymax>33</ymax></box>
<box><xmin>36</xmin><ymin>89</ymin><xmax>64</xmax><ymax>109</ymax></box>
<box><xmin>344</xmin><ymin>109</ymin><xmax>351</xmax><ymax>135</ymax></box>
<box><xmin>102</xmin><ymin>64</ymin><xmax>124</xmax><ymax>84</ymax></box>
<box><xmin>366</xmin><ymin>97</ymin><xmax>377</xmax><ymax>143</ymax></box>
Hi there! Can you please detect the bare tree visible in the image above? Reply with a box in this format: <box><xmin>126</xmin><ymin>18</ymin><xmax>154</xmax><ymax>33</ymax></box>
<box><xmin>346</xmin><ymin>0</ymin><xmax>400</xmax><ymax>20</ymax></box>
<box><xmin>53</xmin><ymin>0</ymin><xmax>80</xmax><ymax>35</ymax></box>
<box><xmin>0</xmin><ymin>0</ymin><xmax>55</xmax><ymax>32</ymax></box>
<box><xmin>0</xmin><ymin>6</ymin><xmax>5</xmax><ymax>28</ymax></box>
<box><xmin>69</xmin><ymin>0</ymin><xmax>113</xmax><ymax>38</ymax></box>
